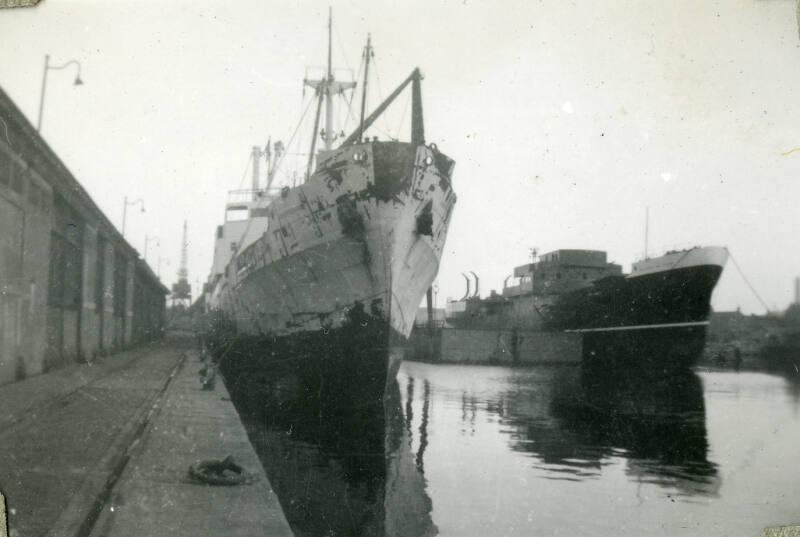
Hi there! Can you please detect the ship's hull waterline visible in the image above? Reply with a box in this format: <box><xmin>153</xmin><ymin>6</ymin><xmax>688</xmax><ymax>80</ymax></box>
<box><xmin>204</xmin><ymin>141</ymin><xmax>456</xmax><ymax>396</ymax></box>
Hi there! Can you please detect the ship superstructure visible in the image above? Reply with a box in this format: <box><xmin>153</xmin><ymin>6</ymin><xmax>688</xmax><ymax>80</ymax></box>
<box><xmin>446</xmin><ymin>246</ymin><xmax>728</xmax><ymax>333</ymax></box>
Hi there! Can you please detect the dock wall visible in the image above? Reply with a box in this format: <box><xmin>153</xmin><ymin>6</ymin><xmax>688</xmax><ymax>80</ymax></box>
<box><xmin>408</xmin><ymin>326</ymin><xmax>582</xmax><ymax>365</ymax></box>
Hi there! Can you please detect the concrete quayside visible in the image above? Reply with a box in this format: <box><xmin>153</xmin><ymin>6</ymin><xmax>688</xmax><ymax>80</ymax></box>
<box><xmin>0</xmin><ymin>334</ymin><xmax>293</xmax><ymax>537</ymax></box>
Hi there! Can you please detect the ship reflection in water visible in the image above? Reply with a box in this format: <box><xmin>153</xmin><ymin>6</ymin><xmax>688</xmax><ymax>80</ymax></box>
<box><xmin>226</xmin><ymin>334</ymin><xmax>800</xmax><ymax>537</ymax></box>
<box><xmin>497</xmin><ymin>364</ymin><xmax>718</xmax><ymax>496</ymax></box>
<box><xmin>228</xmin><ymin>367</ymin><xmax>438</xmax><ymax>537</ymax></box>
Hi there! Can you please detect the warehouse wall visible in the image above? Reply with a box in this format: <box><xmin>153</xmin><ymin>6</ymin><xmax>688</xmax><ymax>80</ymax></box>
<box><xmin>0</xmin><ymin>85</ymin><xmax>168</xmax><ymax>387</ymax></box>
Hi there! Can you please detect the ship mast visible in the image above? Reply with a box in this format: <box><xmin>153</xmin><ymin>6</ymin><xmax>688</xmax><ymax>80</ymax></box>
<box><xmin>251</xmin><ymin>145</ymin><xmax>261</xmax><ymax>200</ymax></box>
<box><xmin>325</xmin><ymin>10</ymin><xmax>334</xmax><ymax>151</ymax></box>
<box><xmin>303</xmin><ymin>8</ymin><xmax>356</xmax><ymax>178</ymax></box>
<box><xmin>358</xmin><ymin>34</ymin><xmax>372</xmax><ymax>143</ymax></box>
<box><xmin>265</xmin><ymin>139</ymin><xmax>283</xmax><ymax>191</ymax></box>
<box><xmin>644</xmin><ymin>206</ymin><xmax>650</xmax><ymax>259</ymax></box>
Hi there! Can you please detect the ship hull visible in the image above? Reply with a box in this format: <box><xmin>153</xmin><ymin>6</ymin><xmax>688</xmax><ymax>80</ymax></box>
<box><xmin>220</xmin><ymin>353</ymin><xmax>437</xmax><ymax>537</ymax></box>
<box><xmin>435</xmin><ymin>247</ymin><xmax>727</xmax><ymax>369</ymax></box>
<box><xmin>582</xmin><ymin>324</ymin><xmax>710</xmax><ymax>371</ymax></box>
<box><xmin>204</xmin><ymin>141</ymin><xmax>456</xmax><ymax>396</ymax></box>
<box><xmin>548</xmin><ymin>263</ymin><xmax>725</xmax><ymax>331</ymax></box>
<box><xmin>443</xmin><ymin>251</ymin><xmax>727</xmax><ymax>333</ymax></box>
<box><xmin>207</xmin><ymin>304</ymin><xmax>404</xmax><ymax>408</ymax></box>
<box><xmin>549</xmin><ymin>247</ymin><xmax>729</xmax><ymax>369</ymax></box>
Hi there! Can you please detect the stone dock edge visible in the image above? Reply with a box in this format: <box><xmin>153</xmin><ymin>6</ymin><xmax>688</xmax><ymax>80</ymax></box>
<box><xmin>44</xmin><ymin>349</ymin><xmax>293</xmax><ymax>537</ymax></box>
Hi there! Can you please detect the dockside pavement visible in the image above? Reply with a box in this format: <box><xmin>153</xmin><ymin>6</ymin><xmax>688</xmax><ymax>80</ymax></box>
<box><xmin>0</xmin><ymin>334</ymin><xmax>293</xmax><ymax>537</ymax></box>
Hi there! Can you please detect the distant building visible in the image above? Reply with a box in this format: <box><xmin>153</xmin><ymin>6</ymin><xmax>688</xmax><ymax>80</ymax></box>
<box><xmin>705</xmin><ymin>308</ymin><xmax>787</xmax><ymax>357</ymax></box>
<box><xmin>415</xmin><ymin>307</ymin><xmax>446</xmax><ymax>325</ymax></box>
<box><xmin>794</xmin><ymin>276</ymin><xmax>800</xmax><ymax>306</ymax></box>
<box><xmin>0</xmin><ymin>85</ymin><xmax>167</xmax><ymax>386</ymax></box>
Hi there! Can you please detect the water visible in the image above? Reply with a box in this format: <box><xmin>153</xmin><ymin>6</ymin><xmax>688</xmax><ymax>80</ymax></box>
<box><xmin>396</xmin><ymin>363</ymin><xmax>800</xmax><ymax>537</ymax></box>
<box><xmin>232</xmin><ymin>354</ymin><xmax>800</xmax><ymax>537</ymax></box>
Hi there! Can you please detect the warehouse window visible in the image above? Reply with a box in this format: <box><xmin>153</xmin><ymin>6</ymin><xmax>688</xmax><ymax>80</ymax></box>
<box><xmin>113</xmin><ymin>252</ymin><xmax>127</xmax><ymax>317</ymax></box>
<box><xmin>95</xmin><ymin>235</ymin><xmax>106</xmax><ymax>310</ymax></box>
<box><xmin>49</xmin><ymin>196</ymin><xmax>84</xmax><ymax>309</ymax></box>
<box><xmin>48</xmin><ymin>233</ymin><xmax>65</xmax><ymax>306</ymax></box>
<box><xmin>0</xmin><ymin>196</ymin><xmax>23</xmax><ymax>278</ymax></box>
<box><xmin>0</xmin><ymin>151</ymin><xmax>10</xmax><ymax>186</ymax></box>
<box><xmin>62</xmin><ymin>241</ymin><xmax>81</xmax><ymax>309</ymax></box>
<box><xmin>40</xmin><ymin>188</ymin><xmax>51</xmax><ymax>214</ymax></box>
<box><xmin>28</xmin><ymin>182</ymin><xmax>39</xmax><ymax>207</ymax></box>
<box><xmin>11</xmin><ymin>164</ymin><xmax>24</xmax><ymax>194</ymax></box>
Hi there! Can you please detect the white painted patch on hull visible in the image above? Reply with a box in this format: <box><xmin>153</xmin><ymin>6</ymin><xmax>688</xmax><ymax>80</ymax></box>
<box><xmin>208</xmin><ymin>141</ymin><xmax>456</xmax><ymax>344</ymax></box>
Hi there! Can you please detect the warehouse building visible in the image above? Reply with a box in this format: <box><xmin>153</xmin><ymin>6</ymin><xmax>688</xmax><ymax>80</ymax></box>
<box><xmin>0</xmin><ymin>85</ymin><xmax>167</xmax><ymax>386</ymax></box>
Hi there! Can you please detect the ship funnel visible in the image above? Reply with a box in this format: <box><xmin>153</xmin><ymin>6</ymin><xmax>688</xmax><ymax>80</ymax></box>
<box><xmin>460</xmin><ymin>273</ymin><xmax>471</xmax><ymax>301</ymax></box>
<box><xmin>470</xmin><ymin>271</ymin><xmax>480</xmax><ymax>298</ymax></box>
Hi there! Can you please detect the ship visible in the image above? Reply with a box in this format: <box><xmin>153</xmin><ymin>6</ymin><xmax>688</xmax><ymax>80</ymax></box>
<box><xmin>443</xmin><ymin>246</ymin><xmax>728</xmax><ymax>368</ymax></box>
<box><xmin>201</xmin><ymin>15</ymin><xmax>457</xmax><ymax>401</ymax></box>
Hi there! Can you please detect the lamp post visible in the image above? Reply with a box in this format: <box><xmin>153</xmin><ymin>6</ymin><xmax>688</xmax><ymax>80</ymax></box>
<box><xmin>37</xmin><ymin>54</ymin><xmax>84</xmax><ymax>132</ymax></box>
<box><xmin>144</xmin><ymin>235</ymin><xmax>159</xmax><ymax>262</ymax></box>
<box><xmin>122</xmin><ymin>196</ymin><xmax>145</xmax><ymax>237</ymax></box>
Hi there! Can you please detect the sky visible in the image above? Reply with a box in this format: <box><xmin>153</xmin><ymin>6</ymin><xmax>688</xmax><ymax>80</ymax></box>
<box><xmin>0</xmin><ymin>0</ymin><xmax>798</xmax><ymax>314</ymax></box>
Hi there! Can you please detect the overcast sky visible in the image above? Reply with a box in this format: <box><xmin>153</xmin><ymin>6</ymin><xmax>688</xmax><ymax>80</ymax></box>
<box><xmin>1</xmin><ymin>0</ymin><xmax>798</xmax><ymax>314</ymax></box>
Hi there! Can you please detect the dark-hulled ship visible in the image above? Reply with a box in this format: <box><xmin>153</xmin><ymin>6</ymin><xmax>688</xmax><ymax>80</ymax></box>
<box><xmin>201</xmin><ymin>19</ymin><xmax>456</xmax><ymax>401</ymax></box>
<box><xmin>445</xmin><ymin>246</ymin><xmax>728</xmax><ymax>367</ymax></box>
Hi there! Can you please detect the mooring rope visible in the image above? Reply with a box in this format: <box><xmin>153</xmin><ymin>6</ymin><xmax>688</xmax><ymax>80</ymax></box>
<box><xmin>728</xmin><ymin>249</ymin><xmax>771</xmax><ymax>313</ymax></box>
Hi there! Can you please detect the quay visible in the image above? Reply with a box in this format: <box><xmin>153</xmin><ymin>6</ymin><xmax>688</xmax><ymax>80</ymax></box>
<box><xmin>0</xmin><ymin>87</ymin><xmax>293</xmax><ymax>536</ymax></box>
<box><xmin>408</xmin><ymin>325</ymin><xmax>583</xmax><ymax>365</ymax></box>
<box><xmin>0</xmin><ymin>335</ymin><xmax>293</xmax><ymax>537</ymax></box>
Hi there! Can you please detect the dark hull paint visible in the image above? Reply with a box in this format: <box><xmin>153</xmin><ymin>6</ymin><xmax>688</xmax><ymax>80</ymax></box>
<box><xmin>204</xmin><ymin>302</ymin><xmax>403</xmax><ymax>405</ymax></box>
<box><xmin>582</xmin><ymin>325</ymin><xmax>709</xmax><ymax>371</ymax></box>
<box><xmin>211</xmin><ymin>332</ymin><xmax>437</xmax><ymax>537</ymax></box>
<box><xmin>555</xmin><ymin>265</ymin><xmax>723</xmax><ymax>370</ymax></box>
<box><xmin>546</xmin><ymin>264</ymin><xmax>724</xmax><ymax>331</ymax></box>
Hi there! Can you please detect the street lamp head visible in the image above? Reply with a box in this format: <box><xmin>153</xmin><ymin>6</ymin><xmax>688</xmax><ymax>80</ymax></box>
<box><xmin>121</xmin><ymin>197</ymin><xmax>145</xmax><ymax>238</ymax></box>
<box><xmin>74</xmin><ymin>75</ymin><xmax>84</xmax><ymax>86</ymax></box>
